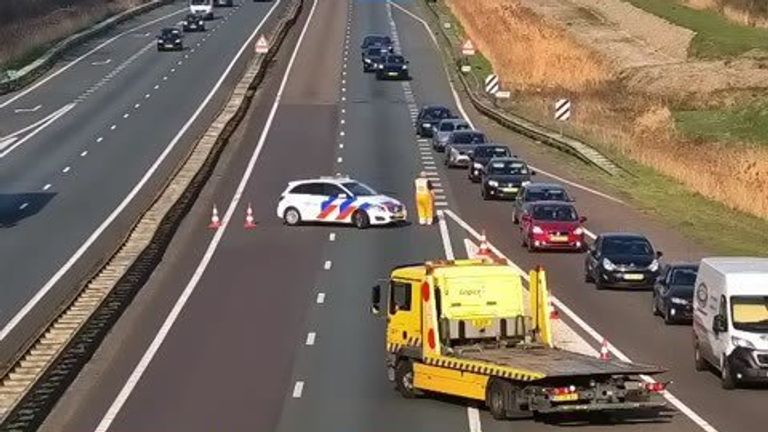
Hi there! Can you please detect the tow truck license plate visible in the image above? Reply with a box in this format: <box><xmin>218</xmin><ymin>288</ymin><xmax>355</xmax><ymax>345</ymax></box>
<box><xmin>623</xmin><ymin>273</ymin><xmax>644</xmax><ymax>281</ymax></box>
<box><xmin>552</xmin><ymin>393</ymin><xmax>578</xmax><ymax>402</ymax></box>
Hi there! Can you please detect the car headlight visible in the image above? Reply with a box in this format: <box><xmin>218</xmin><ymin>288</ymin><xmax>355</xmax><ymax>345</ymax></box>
<box><xmin>422</xmin><ymin>122</ymin><xmax>431</xmax><ymax>127</ymax></box>
<box><xmin>573</xmin><ymin>227</ymin><xmax>584</xmax><ymax>235</ymax></box>
<box><xmin>732</xmin><ymin>336</ymin><xmax>755</xmax><ymax>349</ymax></box>
<box><xmin>602</xmin><ymin>258</ymin><xmax>616</xmax><ymax>271</ymax></box>
<box><xmin>488</xmin><ymin>180</ymin><xmax>499</xmax><ymax>187</ymax></box>
<box><xmin>670</xmin><ymin>297</ymin><xmax>688</xmax><ymax>305</ymax></box>
<box><xmin>522</xmin><ymin>180</ymin><xmax>531</xmax><ymax>186</ymax></box>
<box><xmin>175</xmin><ymin>38</ymin><xmax>181</xmax><ymax>43</ymax></box>
<box><xmin>402</xmin><ymin>65</ymin><xmax>408</xmax><ymax>70</ymax></box>
<box><xmin>364</xmin><ymin>58</ymin><xmax>371</xmax><ymax>63</ymax></box>
<box><xmin>473</xmin><ymin>162</ymin><xmax>483</xmax><ymax>169</ymax></box>
<box><xmin>648</xmin><ymin>259</ymin><xmax>659</xmax><ymax>272</ymax></box>
<box><xmin>532</xmin><ymin>226</ymin><xmax>544</xmax><ymax>234</ymax></box>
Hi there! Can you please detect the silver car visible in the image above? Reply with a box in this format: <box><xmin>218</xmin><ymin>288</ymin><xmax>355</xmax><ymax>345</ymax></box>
<box><xmin>443</xmin><ymin>130</ymin><xmax>489</xmax><ymax>168</ymax></box>
<box><xmin>432</xmin><ymin>119</ymin><xmax>471</xmax><ymax>152</ymax></box>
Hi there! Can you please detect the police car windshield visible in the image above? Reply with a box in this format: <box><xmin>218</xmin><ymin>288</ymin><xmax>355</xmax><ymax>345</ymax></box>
<box><xmin>488</xmin><ymin>161</ymin><xmax>527</xmax><ymax>175</ymax></box>
<box><xmin>475</xmin><ymin>147</ymin><xmax>509</xmax><ymax>158</ymax></box>
<box><xmin>730</xmin><ymin>296</ymin><xmax>768</xmax><ymax>333</ymax></box>
<box><xmin>532</xmin><ymin>205</ymin><xmax>577</xmax><ymax>222</ymax></box>
<box><xmin>342</xmin><ymin>182</ymin><xmax>377</xmax><ymax>197</ymax></box>
<box><xmin>602</xmin><ymin>238</ymin><xmax>652</xmax><ymax>256</ymax></box>
<box><xmin>386</xmin><ymin>56</ymin><xmax>405</xmax><ymax>64</ymax></box>
<box><xmin>452</xmin><ymin>132</ymin><xmax>485</xmax><ymax>144</ymax></box>
<box><xmin>526</xmin><ymin>189</ymin><xmax>568</xmax><ymax>202</ymax></box>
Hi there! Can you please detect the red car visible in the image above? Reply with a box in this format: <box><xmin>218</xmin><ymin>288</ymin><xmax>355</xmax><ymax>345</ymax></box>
<box><xmin>520</xmin><ymin>201</ymin><xmax>587</xmax><ymax>252</ymax></box>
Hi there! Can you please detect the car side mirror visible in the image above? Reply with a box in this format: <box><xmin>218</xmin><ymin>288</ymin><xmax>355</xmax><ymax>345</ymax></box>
<box><xmin>656</xmin><ymin>251</ymin><xmax>664</xmax><ymax>259</ymax></box>
<box><xmin>579</xmin><ymin>216</ymin><xmax>587</xmax><ymax>223</ymax></box>
<box><xmin>370</xmin><ymin>285</ymin><xmax>381</xmax><ymax>315</ymax></box>
<box><xmin>713</xmin><ymin>315</ymin><xmax>727</xmax><ymax>334</ymax></box>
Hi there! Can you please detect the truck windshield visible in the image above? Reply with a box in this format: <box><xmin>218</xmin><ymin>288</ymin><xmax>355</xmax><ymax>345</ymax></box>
<box><xmin>731</xmin><ymin>296</ymin><xmax>768</xmax><ymax>333</ymax></box>
<box><xmin>191</xmin><ymin>0</ymin><xmax>211</xmax><ymax>5</ymax></box>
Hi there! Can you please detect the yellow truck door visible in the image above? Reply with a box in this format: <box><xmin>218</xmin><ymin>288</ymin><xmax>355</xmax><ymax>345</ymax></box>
<box><xmin>387</xmin><ymin>279</ymin><xmax>422</xmax><ymax>350</ymax></box>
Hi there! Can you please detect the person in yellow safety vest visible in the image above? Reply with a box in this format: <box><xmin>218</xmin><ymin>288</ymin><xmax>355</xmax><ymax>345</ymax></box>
<box><xmin>414</xmin><ymin>171</ymin><xmax>435</xmax><ymax>225</ymax></box>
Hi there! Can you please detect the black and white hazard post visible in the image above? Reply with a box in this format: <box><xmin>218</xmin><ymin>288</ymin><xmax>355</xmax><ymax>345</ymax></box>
<box><xmin>485</xmin><ymin>74</ymin><xmax>499</xmax><ymax>94</ymax></box>
<box><xmin>554</xmin><ymin>98</ymin><xmax>571</xmax><ymax>135</ymax></box>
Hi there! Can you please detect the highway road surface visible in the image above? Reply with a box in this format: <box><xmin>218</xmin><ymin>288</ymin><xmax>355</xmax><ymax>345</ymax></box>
<box><xmin>35</xmin><ymin>0</ymin><xmax>768</xmax><ymax>431</ymax></box>
<box><xmin>0</xmin><ymin>0</ymin><xmax>288</xmax><ymax>361</ymax></box>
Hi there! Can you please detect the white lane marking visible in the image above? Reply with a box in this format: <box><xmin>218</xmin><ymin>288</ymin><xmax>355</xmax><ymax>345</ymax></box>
<box><xmin>110</xmin><ymin>124</ymin><xmax>116</xmax><ymax>130</ymax></box>
<box><xmin>13</xmin><ymin>105</ymin><xmax>42</xmax><ymax>113</ymax></box>
<box><xmin>441</xmin><ymin>209</ymin><xmax>719</xmax><ymax>432</ymax></box>
<box><xmin>144</xmin><ymin>93</ymin><xmax>151</xmax><ymax>99</ymax></box>
<box><xmin>324</xmin><ymin>260</ymin><xmax>332</xmax><ymax>270</ymax></box>
<box><xmin>42</xmin><ymin>184</ymin><xmax>51</xmax><ymax>191</ymax></box>
<box><xmin>0</xmin><ymin>103</ymin><xmax>74</xmax><ymax>142</ymax></box>
<box><xmin>171</xmin><ymin>68</ymin><xmax>176</xmax><ymax>73</ymax></box>
<box><xmin>305</xmin><ymin>332</ymin><xmax>316</xmax><ymax>346</ymax></box>
<box><xmin>292</xmin><ymin>381</ymin><xmax>305</xmax><ymax>398</ymax></box>
<box><xmin>97</xmin><ymin>137</ymin><xmax>104</xmax><ymax>143</ymax></box>
<box><xmin>437</xmin><ymin>211</ymin><xmax>454</xmax><ymax>260</ymax></box>
<box><xmin>337</xmin><ymin>157</ymin><xmax>343</xmax><ymax>163</ymax></box>
<box><xmin>329</xmin><ymin>233</ymin><xmax>336</xmax><ymax>241</ymax></box>
<box><xmin>81</xmin><ymin>151</ymin><xmax>88</xmax><ymax>157</ymax></box>
<box><xmin>389</xmin><ymin>1</ymin><xmax>624</xmax><ymax>205</ymax></box>
<box><xmin>0</xmin><ymin>104</ymin><xmax>76</xmax><ymax>157</ymax></box>
<box><xmin>4</xmin><ymin>0</ymin><xmax>284</xmax><ymax>348</ymax></box>
<box><xmin>338</xmin><ymin>143</ymin><xmax>344</xmax><ymax>149</ymax></box>
<box><xmin>18</xmin><ymin>203</ymin><xmax>29</xmax><ymax>210</ymax></box>
<box><xmin>62</xmin><ymin>166</ymin><xmax>71</xmax><ymax>173</ymax></box>
<box><xmin>153</xmin><ymin>84</ymin><xmax>160</xmax><ymax>89</ymax></box>
<box><xmin>340</xmin><ymin>119</ymin><xmax>345</xmax><ymax>125</ymax></box>
<box><xmin>467</xmin><ymin>406</ymin><xmax>483</xmax><ymax>432</ymax></box>
<box><xmin>0</xmin><ymin>8</ymin><xmax>187</xmax><ymax>109</ymax></box>
<box><xmin>123</xmin><ymin>113</ymin><xmax>130</xmax><ymax>119</ymax></box>
<box><xmin>339</xmin><ymin>130</ymin><xmax>345</xmax><ymax>137</ymax></box>
<box><xmin>316</xmin><ymin>292</ymin><xmax>325</xmax><ymax>304</ymax></box>
<box><xmin>134</xmin><ymin>103</ymin><xmax>141</xmax><ymax>109</ymax></box>
<box><xmin>91</xmin><ymin>59</ymin><xmax>112</xmax><ymax>66</ymax></box>
<box><xmin>162</xmin><ymin>76</ymin><xmax>168</xmax><ymax>81</ymax></box>
<box><xmin>584</xmin><ymin>228</ymin><xmax>597</xmax><ymax>240</ymax></box>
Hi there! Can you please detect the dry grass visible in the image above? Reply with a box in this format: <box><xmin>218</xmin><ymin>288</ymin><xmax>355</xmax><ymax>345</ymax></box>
<box><xmin>0</xmin><ymin>0</ymin><xmax>147</xmax><ymax>69</ymax></box>
<box><xmin>445</xmin><ymin>0</ymin><xmax>610</xmax><ymax>92</ymax></box>
<box><xmin>448</xmin><ymin>0</ymin><xmax>768</xmax><ymax>219</ymax></box>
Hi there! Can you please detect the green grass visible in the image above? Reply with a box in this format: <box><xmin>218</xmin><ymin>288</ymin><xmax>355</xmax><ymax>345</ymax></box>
<box><xmin>675</xmin><ymin>102</ymin><xmax>768</xmax><ymax>144</ymax></box>
<box><xmin>626</xmin><ymin>0</ymin><xmax>768</xmax><ymax>58</ymax></box>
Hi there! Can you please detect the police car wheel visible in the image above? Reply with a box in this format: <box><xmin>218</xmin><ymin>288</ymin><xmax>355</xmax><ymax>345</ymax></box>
<box><xmin>283</xmin><ymin>207</ymin><xmax>301</xmax><ymax>226</ymax></box>
<box><xmin>352</xmin><ymin>210</ymin><xmax>370</xmax><ymax>229</ymax></box>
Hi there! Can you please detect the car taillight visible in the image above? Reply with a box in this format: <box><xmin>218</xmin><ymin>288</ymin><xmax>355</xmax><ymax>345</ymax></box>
<box><xmin>546</xmin><ymin>385</ymin><xmax>577</xmax><ymax>396</ymax></box>
<box><xmin>641</xmin><ymin>381</ymin><xmax>668</xmax><ymax>393</ymax></box>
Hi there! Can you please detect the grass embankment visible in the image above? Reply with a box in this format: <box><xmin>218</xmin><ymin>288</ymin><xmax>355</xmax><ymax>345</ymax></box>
<box><xmin>431</xmin><ymin>0</ymin><xmax>768</xmax><ymax>255</ymax></box>
<box><xmin>0</xmin><ymin>0</ymin><xmax>146</xmax><ymax>71</ymax></box>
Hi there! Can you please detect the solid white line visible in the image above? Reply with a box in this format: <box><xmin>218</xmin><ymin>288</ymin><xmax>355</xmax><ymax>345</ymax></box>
<box><xmin>92</xmin><ymin>1</ymin><xmax>298</xmax><ymax>430</ymax></box>
<box><xmin>1</xmin><ymin>0</ymin><xmax>283</xmax><ymax>346</ymax></box>
<box><xmin>0</xmin><ymin>104</ymin><xmax>76</xmax><ymax>158</ymax></box>
<box><xmin>292</xmin><ymin>381</ymin><xmax>305</xmax><ymax>398</ymax></box>
<box><xmin>13</xmin><ymin>105</ymin><xmax>42</xmax><ymax>113</ymax></box>
<box><xmin>0</xmin><ymin>103</ymin><xmax>74</xmax><ymax>142</ymax></box>
<box><xmin>441</xmin><ymin>208</ymin><xmax>719</xmax><ymax>432</ymax></box>
<box><xmin>467</xmin><ymin>407</ymin><xmax>483</xmax><ymax>432</ymax></box>
<box><xmin>437</xmin><ymin>210</ymin><xmax>454</xmax><ymax>260</ymax></box>
<box><xmin>0</xmin><ymin>8</ymin><xmax>187</xmax><ymax>109</ymax></box>
<box><xmin>305</xmin><ymin>332</ymin><xmax>316</xmax><ymax>346</ymax></box>
<box><xmin>316</xmin><ymin>292</ymin><xmax>325</xmax><ymax>304</ymax></box>
<box><xmin>324</xmin><ymin>260</ymin><xmax>332</xmax><ymax>270</ymax></box>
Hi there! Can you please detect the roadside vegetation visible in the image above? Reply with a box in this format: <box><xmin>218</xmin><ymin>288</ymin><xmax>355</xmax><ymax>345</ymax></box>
<box><xmin>431</xmin><ymin>0</ymin><xmax>768</xmax><ymax>254</ymax></box>
<box><xmin>0</xmin><ymin>0</ymin><xmax>147</xmax><ymax>71</ymax></box>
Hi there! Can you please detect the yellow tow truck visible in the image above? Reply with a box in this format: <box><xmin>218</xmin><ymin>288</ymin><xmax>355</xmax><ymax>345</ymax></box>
<box><xmin>370</xmin><ymin>259</ymin><xmax>667</xmax><ymax>419</ymax></box>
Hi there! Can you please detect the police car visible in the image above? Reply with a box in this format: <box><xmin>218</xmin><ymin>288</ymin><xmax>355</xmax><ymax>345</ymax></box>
<box><xmin>277</xmin><ymin>176</ymin><xmax>407</xmax><ymax>229</ymax></box>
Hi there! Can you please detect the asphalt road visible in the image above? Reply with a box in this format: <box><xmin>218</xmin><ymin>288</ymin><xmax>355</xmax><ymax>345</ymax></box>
<box><xmin>0</xmin><ymin>0</ymin><xmax>286</xmax><ymax>363</ymax></box>
<box><xmin>37</xmin><ymin>0</ymin><xmax>767</xmax><ymax>431</ymax></box>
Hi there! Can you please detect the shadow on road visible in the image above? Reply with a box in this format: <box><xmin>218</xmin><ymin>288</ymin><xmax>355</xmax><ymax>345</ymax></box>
<box><xmin>0</xmin><ymin>192</ymin><xmax>55</xmax><ymax>227</ymax></box>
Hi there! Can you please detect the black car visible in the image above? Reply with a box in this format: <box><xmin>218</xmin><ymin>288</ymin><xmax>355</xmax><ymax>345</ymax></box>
<box><xmin>444</xmin><ymin>130</ymin><xmax>489</xmax><ymax>167</ymax></box>
<box><xmin>653</xmin><ymin>263</ymin><xmax>698</xmax><ymax>324</ymax></box>
<box><xmin>361</xmin><ymin>34</ymin><xmax>394</xmax><ymax>53</ymax></box>
<box><xmin>375</xmin><ymin>54</ymin><xmax>410</xmax><ymax>80</ymax></box>
<box><xmin>480</xmin><ymin>157</ymin><xmax>534</xmax><ymax>200</ymax></box>
<box><xmin>182</xmin><ymin>14</ymin><xmax>205</xmax><ymax>32</ymax></box>
<box><xmin>585</xmin><ymin>233</ymin><xmax>663</xmax><ymax>290</ymax></box>
<box><xmin>157</xmin><ymin>28</ymin><xmax>183</xmax><ymax>51</ymax></box>
<box><xmin>416</xmin><ymin>105</ymin><xmax>454</xmax><ymax>137</ymax></box>
<box><xmin>214</xmin><ymin>0</ymin><xmax>234</xmax><ymax>6</ymax></box>
<box><xmin>362</xmin><ymin>47</ymin><xmax>387</xmax><ymax>72</ymax></box>
<box><xmin>513</xmin><ymin>183</ymin><xmax>571</xmax><ymax>224</ymax></box>
<box><xmin>468</xmin><ymin>145</ymin><xmax>511</xmax><ymax>182</ymax></box>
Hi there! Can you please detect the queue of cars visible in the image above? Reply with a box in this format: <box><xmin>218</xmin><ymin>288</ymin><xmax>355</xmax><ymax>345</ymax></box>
<box><xmin>360</xmin><ymin>34</ymin><xmax>410</xmax><ymax>80</ymax></box>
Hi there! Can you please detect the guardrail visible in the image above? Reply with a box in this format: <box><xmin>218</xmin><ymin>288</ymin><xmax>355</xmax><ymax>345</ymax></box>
<box><xmin>0</xmin><ymin>1</ymin><xmax>304</xmax><ymax>430</ymax></box>
<box><xmin>421</xmin><ymin>0</ymin><xmax>625</xmax><ymax>176</ymax></box>
<box><xmin>0</xmin><ymin>0</ymin><xmax>174</xmax><ymax>96</ymax></box>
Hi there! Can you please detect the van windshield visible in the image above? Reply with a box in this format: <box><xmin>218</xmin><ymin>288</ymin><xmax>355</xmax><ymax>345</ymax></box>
<box><xmin>731</xmin><ymin>296</ymin><xmax>768</xmax><ymax>333</ymax></box>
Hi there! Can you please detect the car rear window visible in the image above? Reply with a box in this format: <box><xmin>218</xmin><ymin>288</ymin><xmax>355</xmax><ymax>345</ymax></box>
<box><xmin>425</xmin><ymin>108</ymin><xmax>452</xmax><ymax>120</ymax></box>
<box><xmin>525</xmin><ymin>188</ymin><xmax>568</xmax><ymax>202</ymax></box>
<box><xmin>452</xmin><ymin>132</ymin><xmax>486</xmax><ymax>144</ymax></box>
<box><xmin>532</xmin><ymin>205</ymin><xmax>578</xmax><ymax>221</ymax></box>
<box><xmin>475</xmin><ymin>147</ymin><xmax>509</xmax><ymax>158</ymax></box>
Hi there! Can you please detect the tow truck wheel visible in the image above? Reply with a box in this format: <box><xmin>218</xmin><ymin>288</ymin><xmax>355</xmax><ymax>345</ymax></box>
<box><xmin>486</xmin><ymin>378</ymin><xmax>524</xmax><ymax>420</ymax></box>
<box><xmin>721</xmin><ymin>356</ymin><xmax>737</xmax><ymax>390</ymax></box>
<box><xmin>693</xmin><ymin>340</ymin><xmax>708</xmax><ymax>372</ymax></box>
<box><xmin>283</xmin><ymin>207</ymin><xmax>302</xmax><ymax>226</ymax></box>
<box><xmin>395</xmin><ymin>360</ymin><xmax>422</xmax><ymax>398</ymax></box>
<box><xmin>352</xmin><ymin>210</ymin><xmax>370</xmax><ymax>229</ymax></box>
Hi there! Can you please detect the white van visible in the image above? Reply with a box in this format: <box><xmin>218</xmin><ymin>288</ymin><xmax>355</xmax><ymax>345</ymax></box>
<box><xmin>189</xmin><ymin>0</ymin><xmax>214</xmax><ymax>20</ymax></box>
<box><xmin>693</xmin><ymin>257</ymin><xmax>768</xmax><ymax>389</ymax></box>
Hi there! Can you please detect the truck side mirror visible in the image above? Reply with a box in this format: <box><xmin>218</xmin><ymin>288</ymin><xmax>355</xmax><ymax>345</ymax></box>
<box><xmin>713</xmin><ymin>315</ymin><xmax>727</xmax><ymax>334</ymax></box>
<box><xmin>371</xmin><ymin>285</ymin><xmax>381</xmax><ymax>315</ymax></box>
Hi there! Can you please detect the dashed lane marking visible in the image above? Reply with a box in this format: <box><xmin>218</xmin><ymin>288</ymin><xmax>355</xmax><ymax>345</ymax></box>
<box><xmin>324</xmin><ymin>260</ymin><xmax>332</xmax><ymax>270</ymax></box>
<box><xmin>305</xmin><ymin>332</ymin><xmax>316</xmax><ymax>346</ymax></box>
<box><xmin>292</xmin><ymin>381</ymin><xmax>305</xmax><ymax>398</ymax></box>
<box><xmin>316</xmin><ymin>292</ymin><xmax>325</xmax><ymax>304</ymax></box>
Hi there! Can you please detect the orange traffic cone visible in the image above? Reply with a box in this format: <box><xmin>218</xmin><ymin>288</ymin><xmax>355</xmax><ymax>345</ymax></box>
<box><xmin>208</xmin><ymin>205</ymin><xmax>221</xmax><ymax>229</ymax></box>
<box><xmin>477</xmin><ymin>230</ymin><xmax>492</xmax><ymax>258</ymax></box>
<box><xmin>599</xmin><ymin>338</ymin><xmax>611</xmax><ymax>361</ymax></box>
<box><xmin>244</xmin><ymin>203</ymin><xmax>257</xmax><ymax>229</ymax></box>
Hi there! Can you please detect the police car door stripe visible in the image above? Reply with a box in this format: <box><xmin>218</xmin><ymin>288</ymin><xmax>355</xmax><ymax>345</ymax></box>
<box><xmin>317</xmin><ymin>195</ymin><xmax>338</xmax><ymax>219</ymax></box>
<box><xmin>335</xmin><ymin>197</ymin><xmax>358</xmax><ymax>220</ymax></box>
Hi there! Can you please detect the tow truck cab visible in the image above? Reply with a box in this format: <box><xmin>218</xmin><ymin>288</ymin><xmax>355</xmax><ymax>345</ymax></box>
<box><xmin>371</xmin><ymin>260</ymin><xmax>668</xmax><ymax>419</ymax></box>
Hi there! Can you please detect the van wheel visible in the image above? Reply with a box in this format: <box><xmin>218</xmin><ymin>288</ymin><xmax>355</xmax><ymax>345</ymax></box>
<box><xmin>395</xmin><ymin>360</ymin><xmax>422</xmax><ymax>398</ymax></box>
<box><xmin>352</xmin><ymin>210</ymin><xmax>370</xmax><ymax>229</ymax></box>
<box><xmin>721</xmin><ymin>356</ymin><xmax>737</xmax><ymax>390</ymax></box>
<box><xmin>693</xmin><ymin>341</ymin><xmax>707</xmax><ymax>372</ymax></box>
<box><xmin>283</xmin><ymin>207</ymin><xmax>301</xmax><ymax>226</ymax></box>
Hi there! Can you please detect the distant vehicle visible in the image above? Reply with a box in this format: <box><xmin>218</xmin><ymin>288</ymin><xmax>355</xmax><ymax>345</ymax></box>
<box><xmin>584</xmin><ymin>233</ymin><xmax>662</xmax><ymax>290</ymax></box>
<box><xmin>189</xmin><ymin>0</ymin><xmax>214</xmax><ymax>20</ymax></box>
<box><xmin>182</xmin><ymin>13</ymin><xmax>205</xmax><ymax>32</ymax></box>
<box><xmin>513</xmin><ymin>183</ymin><xmax>571</xmax><ymax>224</ymax></box>
<box><xmin>360</xmin><ymin>34</ymin><xmax>394</xmax><ymax>53</ymax></box>
<box><xmin>432</xmin><ymin>119</ymin><xmax>470</xmax><ymax>152</ymax></box>
<box><xmin>362</xmin><ymin>47</ymin><xmax>387</xmax><ymax>72</ymax></box>
<box><xmin>157</xmin><ymin>28</ymin><xmax>183</xmax><ymax>51</ymax></box>
<box><xmin>276</xmin><ymin>176</ymin><xmax>406</xmax><ymax>229</ymax></box>
<box><xmin>443</xmin><ymin>130</ymin><xmax>488</xmax><ymax>167</ymax></box>
<box><xmin>480</xmin><ymin>157</ymin><xmax>534</xmax><ymax>200</ymax></box>
<box><xmin>693</xmin><ymin>257</ymin><xmax>768</xmax><ymax>389</ymax></box>
<box><xmin>213</xmin><ymin>0</ymin><xmax>234</xmax><ymax>6</ymax></box>
<box><xmin>468</xmin><ymin>144</ymin><xmax>511</xmax><ymax>182</ymax></box>
<box><xmin>415</xmin><ymin>105</ymin><xmax>454</xmax><ymax>137</ymax></box>
<box><xmin>375</xmin><ymin>54</ymin><xmax>410</xmax><ymax>80</ymax></box>
<box><xmin>520</xmin><ymin>201</ymin><xmax>586</xmax><ymax>252</ymax></box>
<box><xmin>653</xmin><ymin>263</ymin><xmax>698</xmax><ymax>324</ymax></box>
